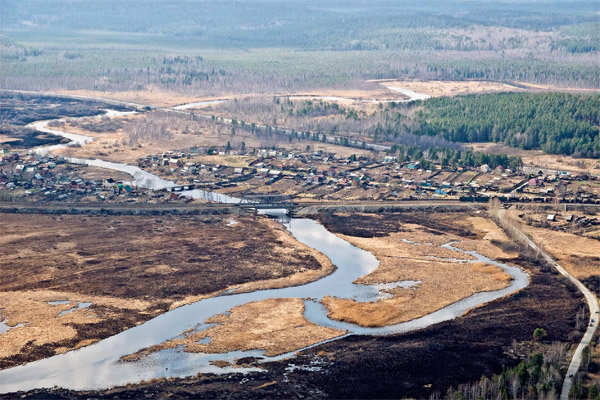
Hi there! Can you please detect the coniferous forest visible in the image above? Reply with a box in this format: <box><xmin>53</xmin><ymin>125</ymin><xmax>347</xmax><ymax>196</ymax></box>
<box><xmin>413</xmin><ymin>93</ymin><xmax>600</xmax><ymax>157</ymax></box>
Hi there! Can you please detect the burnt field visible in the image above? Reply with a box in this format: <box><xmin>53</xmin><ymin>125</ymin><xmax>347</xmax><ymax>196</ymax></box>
<box><xmin>0</xmin><ymin>213</ymin><xmax>332</xmax><ymax>369</ymax></box>
<box><xmin>317</xmin><ymin>209</ymin><xmax>481</xmax><ymax>239</ymax></box>
<box><xmin>0</xmin><ymin>125</ymin><xmax>66</xmax><ymax>148</ymax></box>
<box><xmin>6</xmin><ymin>212</ymin><xmax>586</xmax><ymax>399</ymax></box>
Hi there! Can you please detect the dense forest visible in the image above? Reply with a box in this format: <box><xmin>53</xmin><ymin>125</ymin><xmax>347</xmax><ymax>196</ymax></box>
<box><xmin>412</xmin><ymin>93</ymin><xmax>600</xmax><ymax>158</ymax></box>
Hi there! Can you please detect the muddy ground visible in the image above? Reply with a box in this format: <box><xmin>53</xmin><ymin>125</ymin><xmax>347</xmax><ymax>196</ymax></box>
<box><xmin>0</xmin><ymin>213</ymin><xmax>332</xmax><ymax>369</ymax></box>
<box><xmin>3</xmin><ymin>212</ymin><xmax>586</xmax><ymax>399</ymax></box>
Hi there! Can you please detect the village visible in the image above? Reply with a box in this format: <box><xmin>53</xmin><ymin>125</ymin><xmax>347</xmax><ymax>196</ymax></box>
<box><xmin>138</xmin><ymin>145</ymin><xmax>600</xmax><ymax>205</ymax></box>
<box><xmin>0</xmin><ymin>148</ymin><xmax>153</xmax><ymax>203</ymax></box>
<box><xmin>2</xmin><ymin>145</ymin><xmax>600</xmax><ymax>206</ymax></box>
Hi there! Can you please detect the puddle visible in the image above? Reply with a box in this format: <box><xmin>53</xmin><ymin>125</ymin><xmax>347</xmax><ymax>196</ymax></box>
<box><xmin>0</xmin><ymin>317</ymin><xmax>25</xmax><ymax>334</ymax></box>
<box><xmin>48</xmin><ymin>300</ymin><xmax>71</xmax><ymax>306</ymax></box>
<box><xmin>58</xmin><ymin>302</ymin><xmax>93</xmax><ymax>317</ymax></box>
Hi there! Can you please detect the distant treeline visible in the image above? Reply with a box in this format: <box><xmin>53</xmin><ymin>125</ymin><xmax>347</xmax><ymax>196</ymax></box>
<box><xmin>412</xmin><ymin>93</ymin><xmax>600</xmax><ymax>157</ymax></box>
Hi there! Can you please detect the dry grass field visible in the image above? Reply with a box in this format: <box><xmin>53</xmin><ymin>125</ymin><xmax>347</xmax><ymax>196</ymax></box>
<box><xmin>55</xmin><ymin>87</ymin><xmax>236</xmax><ymax>108</ymax></box>
<box><xmin>512</xmin><ymin>82</ymin><xmax>600</xmax><ymax>94</ymax></box>
<box><xmin>322</xmin><ymin>223</ymin><xmax>513</xmax><ymax>327</ymax></box>
<box><xmin>123</xmin><ymin>298</ymin><xmax>345</xmax><ymax>361</ymax></box>
<box><xmin>508</xmin><ymin>210</ymin><xmax>600</xmax><ymax>281</ymax></box>
<box><xmin>0</xmin><ymin>214</ymin><xmax>333</xmax><ymax>369</ymax></box>
<box><xmin>315</xmin><ymin>211</ymin><xmax>523</xmax><ymax>327</ymax></box>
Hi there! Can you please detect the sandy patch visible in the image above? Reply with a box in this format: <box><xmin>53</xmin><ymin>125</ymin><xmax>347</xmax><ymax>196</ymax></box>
<box><xmin>373</xmin><ymin>80</ymin><xmax>524</xmax><ymax>97</ymax></box>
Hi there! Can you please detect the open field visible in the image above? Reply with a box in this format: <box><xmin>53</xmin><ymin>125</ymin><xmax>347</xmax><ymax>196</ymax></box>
<box><xmin>376</xmin><ymin>79</ymin><xmax>525</xmax><ymax>97</ymax></box>
<box><xmin>469</xmin><ymin>142</ymin><xmax>600</xmax><ymax>174</ymax></box>
<box><xmin>514</xmin><ymin>82</ymin><xmax>600</xmax><ymax>94</ymax></box>
<box><xmin>508</xmin><ymin>209</ymin><xmax>600</xmax><ymax>283</ymax></box>
<box><xmin>0</xmin><ymin>213</ymin><xmax>333</xmax><ymax>369</ymax></box>
<box><xmin>54</xmin><ymin>88</ymin><xmax>234</xmax><ymax>108</ymax></box>
<box><xmin>375</xmin><ymin>79</ymin><xmax>600</xmax><ymax>98</ymax></box>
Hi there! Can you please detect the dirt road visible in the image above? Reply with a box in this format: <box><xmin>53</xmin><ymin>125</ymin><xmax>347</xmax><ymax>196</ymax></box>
<box><xmin>497</xmin><ymin>209</ymin><xmax>599</xmax><ymax>400</ymax></box>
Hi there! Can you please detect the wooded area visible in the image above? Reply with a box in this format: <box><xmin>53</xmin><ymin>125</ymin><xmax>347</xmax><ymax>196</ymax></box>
<box><xmin>413</xmin><ymin>93</ymin><xmax>600</xmax><ymax>157</ymax></box>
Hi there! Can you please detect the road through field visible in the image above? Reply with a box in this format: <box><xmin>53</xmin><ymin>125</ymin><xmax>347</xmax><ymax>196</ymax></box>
<box><xmin>497</xmin><ymin>209</ymin><xmax>599</xmax><ymax>400</ymax></box>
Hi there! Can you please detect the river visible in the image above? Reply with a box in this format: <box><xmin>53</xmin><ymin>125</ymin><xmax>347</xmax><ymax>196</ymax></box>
<box><xmin>0</xmin><ymin>104</ymin><xmax>528</xmax><ymax>393</ymax></box>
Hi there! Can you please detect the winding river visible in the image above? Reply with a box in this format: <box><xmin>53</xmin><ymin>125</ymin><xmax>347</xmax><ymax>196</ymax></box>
<box><xmin>0</xmin><ymin>102</ymin><xmax>528</xmax><ymax>393</ymax></box>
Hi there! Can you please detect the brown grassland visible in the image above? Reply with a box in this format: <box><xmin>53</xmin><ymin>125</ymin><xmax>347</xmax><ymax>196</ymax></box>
<box><xmin>123</xmin><ymin>298</ymin><xmax>345</xmax><ymax>361</ymax></box>
<box><xmin>468</xmin><ymin>142</ymin><xmax>600</xmax><ymax>174</ymax></box>
<box><xmin>508</xmin><ymin>209</ymin><xmax>600</xmax><ymax>281</ymax></box>
<box><xmin>55</xmin><ymin>87</ymin><xmax>235</xmax><ymax>108</ymax></box>
<box><xmin>322</xmin><ymin>222</ymin><xmax>513</xmax><ymax>327</ymax></box>
<box><xmin>376</xmin><ymin>79</ymin><xmax>525</xmax><ymax>97</ymax></box>
<box><xmin>317</xmin><ymin>212</ymin><xmax>521</xmax><ymax>327</ymax></box>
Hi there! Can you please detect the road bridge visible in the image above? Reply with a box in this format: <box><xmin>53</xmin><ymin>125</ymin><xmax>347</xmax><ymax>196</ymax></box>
<box><xmin>239</xmin><ymin>194</ymin><xmax>294</xmax><ymax>209</ymax></box>
<box><xmin>1</xmin><ymin>199</ymin><xmax>599</xmax><ymax>215</ymax></box>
